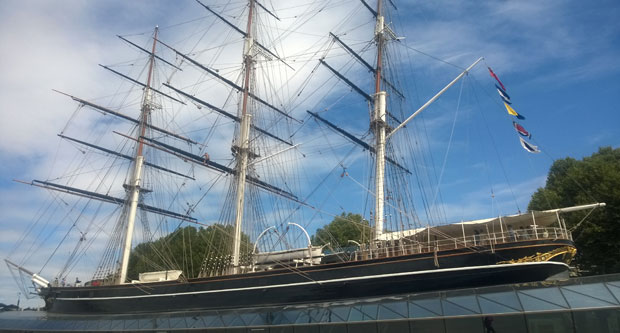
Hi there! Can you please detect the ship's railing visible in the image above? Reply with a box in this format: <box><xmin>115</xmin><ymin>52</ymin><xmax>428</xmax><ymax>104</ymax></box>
<box><xmin>348</xmin><ymin>227</ymin><xmax>572</xmax><ymax>260</ymax></box>
<box><xmin>442</xmin><ymin>226</ymin><xmax>572</xmax><ymax>249</ymax></box>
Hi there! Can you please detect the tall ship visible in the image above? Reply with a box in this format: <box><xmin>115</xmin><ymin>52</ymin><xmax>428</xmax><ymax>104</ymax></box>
<box><xmin>5</xmin><ymin>0</ymin><xmax>605</xmax><ymax>314</ymax></box>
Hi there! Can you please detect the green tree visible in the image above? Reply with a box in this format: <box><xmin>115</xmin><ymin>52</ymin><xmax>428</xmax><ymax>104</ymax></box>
<box><xmin>528</xmin><ymin>147</ymin><xmax>620</xmax><ymax>274</ymax></box>
<box><xmin>311</xmin><ymin>213</ymin><xmax>371</xmax><ymax>249</ymax></box>
<box><xmin>127</xmin><ymin>224</ymin><xmax>252</xmax><ymax>280</ymax></box>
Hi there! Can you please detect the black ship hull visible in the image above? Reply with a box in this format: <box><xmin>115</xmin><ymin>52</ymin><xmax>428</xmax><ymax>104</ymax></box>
<box><xmin>43</xmin><ymin>239</ymin><xmax>574</xmax><ymax>314</ymax></box>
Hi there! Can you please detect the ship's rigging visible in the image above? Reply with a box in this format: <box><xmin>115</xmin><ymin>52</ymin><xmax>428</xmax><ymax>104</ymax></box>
<box><xmin>5</xmin><ymin>1</ymin><xmax>606</xmax><ymax>308</ymax></box>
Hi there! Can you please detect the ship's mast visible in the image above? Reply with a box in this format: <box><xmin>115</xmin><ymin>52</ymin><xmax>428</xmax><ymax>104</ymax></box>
<box><xmin>231</xmin><ymin>0</ymin><xmax>256</xmax><ymax>273</ymax></box>
<box><xmin>373</xmin><ymin>0</ymin><xmax>387</xmax><ymax>238</ymax></box>
<box><xmin>118</xmin><ymin>26</ymin><xmax>159</xmax><ymax>284</ymax></box>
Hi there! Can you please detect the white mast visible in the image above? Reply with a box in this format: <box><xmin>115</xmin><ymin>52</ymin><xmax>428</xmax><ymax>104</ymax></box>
<box><xmin>118</xmin><ymin>27</ymin><xmax>159</xmax><ymax>284</ymax></box>
<box><xmin>231</xmin><ymin>0</ymin><xmax>256</xmax><ymax>273</ymax></box>
<box><xmin>371</xmin><ymin>6</ymin><xmax>482</xmax><ymax>239</ymax></box>
<box><xmin>373</xmin><ymin>1</ymin><xmax>387</xmax><ymax>238</ymax></box>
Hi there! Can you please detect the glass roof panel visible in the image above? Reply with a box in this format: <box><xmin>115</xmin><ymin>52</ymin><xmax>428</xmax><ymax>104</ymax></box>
<box><xmin>109</xmin><ymin>319</ymin><xmax>124</xmax><ymax>330</ymax></box>
<box><xmin>273</xmin><ymin>309</ymin><xmax>299</xmax><ymax>325</ymax></box>
<box><xmin>123</xmin><ymin>318</ymin><xmax>140</xmax><ymax>330</ymax></box>
<box><xmin>478</xmin><ymin>290</ymin><xmax>522</xmax><ymax>311</ymax></box>
<box><xmin>360</xmin><ymin>303</ymin><xmax>378</xmax><ymax>320</ymax></box>
<box><xmin>561</xmin><ymin>284</ymin><xmax>619</xmax><ymax>309</ymax></box>
<box><xmin>517</xmin><ymin>293</ymin><xmax>564</xmax><ymax>311</ymax></box>
<box><xmin>377</xmin><ymin>300</ymin><xmax>408</xmax><ymax>320</ymax></box>
<box><xmin>95</xmin><ymin>319</ymin><xmax>114</xmax><ymax>330</ymax></box>
<box><xmin>204</xmin><ymin>314</ymin><xmax>223</xmax><ymax>327</ymax></box>
<box><xmin>306</xmin><ymin>307</ymin><xmax>328</xmax><ymax>323</ymax></box>
<box><xmin>347</xmin><ymin>306</ymin><xmax>365</xmax><ymax>322</ymax></box>
<box><xmin>240</xmin><ymin>312</ymin><xmax>261</xmax><ymax>326</ymax></box>
<box><xmin>477</xmin><ymin>296</ymin><xmax>520</xmax><ymax>314</ymax></box>
<box><xmin>221</xmin><ymin>311</ymin><xmax>245</xmax><ymax>326</ymax></box>
<box><xmin>138</xmin><ymin>318</ymin><xmax>154</xmax><ymax>329</ymax></box>
<box><xmin>295</xmin><ymin>310</ymin><xmax>312</xmax><ymax>324</ymax></box>
<box><xmin>442</xmin><ymin>298</ymin><xmax>478</xmax><ymax>316</ymax></box>
<box><xmin>605</xmin><ymin>282</ymin><xmax>620</xmax><ymax>303</ymax></box>
<box><xmin>518</xmin><ymin>287</ymin><xmax>568</xmax><ymax>310</ymax></box>
<box><xmin>325</xmin><ymin>306</ymin><xmax>350</xmax><ymax>323</ymax></box>
<box><xmin>409</xmin><ymin>298</ymin><xmax>442</xmax><ymax>318</ymax></box>
<box><xmin>445</xmin><ymin>295</ymin><xmax>481</xmax><ymax>314</ymax></box>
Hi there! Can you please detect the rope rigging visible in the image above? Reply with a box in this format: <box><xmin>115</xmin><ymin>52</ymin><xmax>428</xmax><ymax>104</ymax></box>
<box><xmin>8</xmin><ymin>0</ymin><xmax>593</xmax><ymax>294</ymax></box>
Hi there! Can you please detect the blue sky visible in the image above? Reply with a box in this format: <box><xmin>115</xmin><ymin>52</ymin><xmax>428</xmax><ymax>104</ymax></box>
<box><xmin>0</xmin><ymin>0</ymin><xmax>619</xmax><ymax>308</ymax></box>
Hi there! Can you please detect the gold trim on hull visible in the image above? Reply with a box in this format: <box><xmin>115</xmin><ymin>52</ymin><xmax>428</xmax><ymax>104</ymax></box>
<box><xmin>498</xmin><ymin>246</ymin><xmax>577</xmax><ymax>265</ymax></box>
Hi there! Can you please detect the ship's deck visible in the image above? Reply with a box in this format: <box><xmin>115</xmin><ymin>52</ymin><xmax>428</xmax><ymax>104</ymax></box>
<box><xmin>1</xmin><ymin>273</ymin><xmax>618</xmax><ymax>332</ymax></box>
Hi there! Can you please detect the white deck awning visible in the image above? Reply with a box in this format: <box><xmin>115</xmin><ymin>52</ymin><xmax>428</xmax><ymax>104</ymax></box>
<box><xmin>376</xmin><ymin>203</ymin><xmax>605</xmax><ymax>241</ymax></box>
